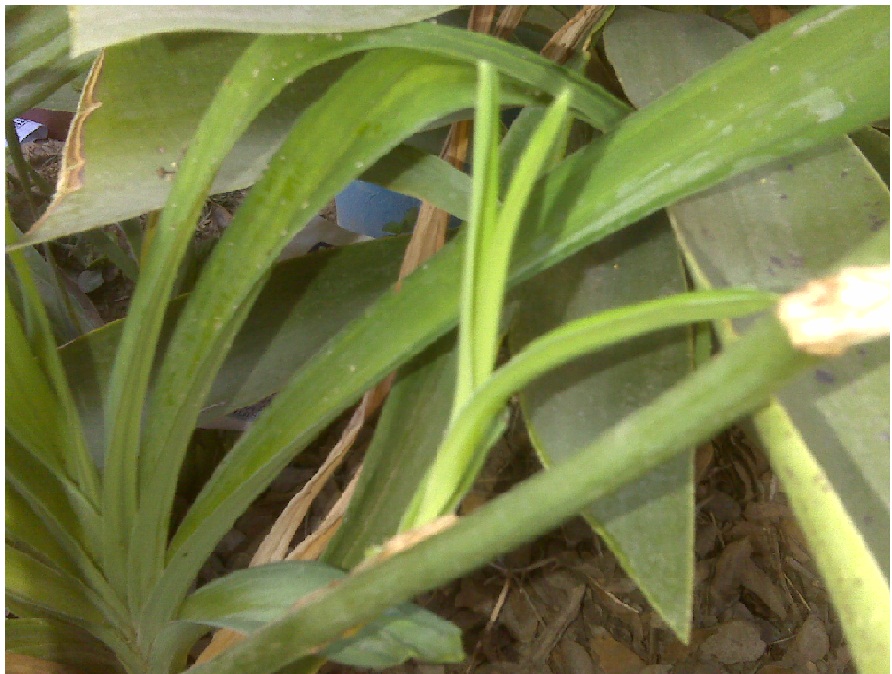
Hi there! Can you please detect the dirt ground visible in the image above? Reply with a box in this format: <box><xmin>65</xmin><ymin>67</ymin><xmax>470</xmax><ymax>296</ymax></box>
<box><xmin>203</xmin><ymin>413</ymin><xmax>854</xmax><ymax>674</ymax></box>
<box><xmin>9</xmin><ymin>138</ymin><xmax>854</xmax><ymax>674</ymax></box>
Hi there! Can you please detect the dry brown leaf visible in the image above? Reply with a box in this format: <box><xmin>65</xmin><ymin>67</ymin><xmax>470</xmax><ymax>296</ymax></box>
<box><xmin>746</xmin><ymin>5</ymin><xmax>793</xmax><ymax>31</ymax></box>
<box><xmin>541</xmin><ymin>6</ymin><xmax>608</xmax><ymax>65</ymax></box>
<box><xmin>589</xmin><ymin>631</ymin><xmax>645</xmax><ymax>674</ymax></box>
<box><xmin>493</xmin><ymin>6</ymin><xmax>528</xmax><ymax>40</ymax></box>
<box><xmin>740</xmin><ymin>559</ymin><xmax>788</xmax><ymax>619</ymax></box>
<box><xmin>791</xmin><ymin>613</ymin><xmax>830</xmax><ymax>663</ymax></box>
<box><xmin>286</xmin><ymin>466</ymin><xmax>362</xmax><ymax>561</ymax></box>
<box><xmin>698</xmin><ymin>620</ymin><xmax>766</xmax><ymax>665</ymax></box>
<box><xmin>777</xmin><ymin>266</ymin><xmax>891</xmax><ymax>356</ymax></box>
<box><xmin>530</xmin><ymin>585</ymin><xmax>586</xmax><ymax>662</ymax></box>
<box><xmin>710</xmin><ymin>538</ymin><xmax>752</xmax><ymax>606</ymax></box>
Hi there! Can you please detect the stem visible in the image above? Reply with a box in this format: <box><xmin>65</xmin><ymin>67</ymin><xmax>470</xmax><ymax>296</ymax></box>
<box><xmin>401</xmin><ymin>288</ymin><xmax>776</xmax><ymax>528</ymax></box>
<box><xmin>6</xmin><ymin>119</ymin><xmax>41</xmax><ymax>220</ymax></box>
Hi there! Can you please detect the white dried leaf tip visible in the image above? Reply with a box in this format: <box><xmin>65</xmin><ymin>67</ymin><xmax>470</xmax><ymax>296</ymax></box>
<box><xmin>777</xmin><ymin>265</ymin><xmax>891</xmax><ymax>356</ymax></box>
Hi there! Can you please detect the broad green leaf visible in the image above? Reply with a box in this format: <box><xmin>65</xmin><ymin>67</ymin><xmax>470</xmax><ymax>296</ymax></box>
<box><xmin>21</xmin><ymin>24</ymin><xmax>626</xmax><ymax>247</ymax></box>
<box><xmin>177</xmin><ymin>561</ymin><xmax>463</xmax><ymax>668</ymax></box>
<box><xmin>5</xmin><ymin>5</ymin><xmax>95</xmax><ymax>118</ymax></box>
<box><xmin>324</xmin><ymin>336</ymin><xmax>458</xmax><ymax>569</ymax></box>
<box><xmin>604</xmin><ymin>9</ymin><xmax>890</xmax><ymax>671</ymax></box>
<box><xmin>68</xmin><ymin>6</ymin><xmax>456</xmax><ymax>55</ymax></box>
<box><xmin>603</xmin><ymin>4</ymin><xmax>890</xmax><ymax>574</ymax></box>
<box><xmin>509</xmin><ymin>213</ymin><xmax>694</xmax><ymax>639</ymax></box>
<box><xmin>184</xmin><ymin>312</ymin><xmax>820</xmax><ymax>674</ymax></box>
<box><xmin>156</xmin><ymin>5</ymin><xmax>888</xmax><ymax>636</ymax></box>
<box><xmin>5</xmin><ymin>617</ymin><xmax>125</xmax><ymax>674</ymax></box>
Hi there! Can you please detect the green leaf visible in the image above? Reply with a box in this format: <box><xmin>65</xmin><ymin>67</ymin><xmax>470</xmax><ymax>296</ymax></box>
<box><xmin>68</xmin><ymin>6</ymin><xmax>457</xmax><ymax>55</ymax></box>
<box><xmin>6</xmin><ymin>486</ymin><xmax>78</xmax><ymax>577</ymax></box>
<box><xmin>5</xmin><ymin>617</ymin><xmax>125</xmax><ymax>674</ymax></box>
<box><xmin>406</xmin><ymin>81</ymin><xmax>574</xmax><ymax>529</ymax></box>
<box><xmin>177</xmin><ymin>561</ymin><xmax>463</xmax><ymax>668</ymax></box>
<box><xmin>603</xmin><ymin>3</ymin><xmax>890</xmax><ymax>575</ymax></box>
<box><xmin>324</xmin><ymin>336</ymin><xmax>458</xmax><ymax>569</ymax></box>
<box><xmin>21</xmin><ymin>24</ymin><xmax>626</xmax><ymax>247</ymax></box>
<box><xmin>5</xmin><ymin>5</ymin><xmax>96</xmax><ymax>118</ymax></box>
<box><xmin>6</xmin><ymin>215</ymin><xmax>100</xmax><ymax>504</ymax></box>
<box><xmin>183</xmin><ymin>312</ymin><xmax>819</xmax><ymax>674</ymax></box>
<box><xmin>6</xmin><ymin>229</ymin><xmax>102</xmax><ymax>343</ymax></box>
<box><xmin>509</xmin><ymin>212</ymin><xmax>694</xmax><ymax>639</ymax></box>
<box><xmin>155</xmin><ymin>4</ymin><xmax>888</xmax><ymax>637</ymax></box>
<box><xmin>6</xmin><ymin>545</ymin><xmax>104</xmax><ymax>627</ymax></box>
<box><xmin>604</xmin><ymin>9</ymin><xmax>890</xmax><ymax>671</ymax></box>
<box><xmin>138</xmin><ymin>47</ymin><xmax>553</xmax><ymax>631</ymax></box>
<box><xmin>455</xmin><ymin>60</ymin><xmax>501</xmax><ymax>407</ymax></box>
<box><xmin>6</xmin><ymin>292</ymin><xmax>69</xmax><ymax>475</ymax></box>
<box><xmin>57</xmin><ymin>236</ymin><xmax>408</xmax><ymax>461</ymax></box>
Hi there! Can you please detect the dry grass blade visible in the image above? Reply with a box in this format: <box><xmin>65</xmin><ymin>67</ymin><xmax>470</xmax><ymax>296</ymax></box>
<box><xmin>286</xmin><ymin>467</ymin><xmax>363</xmax><ymax>562</ymax></box>
<box><xmin>249</xmin><ymin>404</ymin><xmax>366</xmax><ymax>566</ymax></box>
<box><xmin>541</xmin><ymin>6</ymin><xmax>608</xmax><ymax>65</ymax></box>
<box><xmin>493</xmin><ymin>6</ymin><xmax>528</xmax><ymax>40</ymax></box>
<box><xmin>746</xmin><ymin>5</ymin><xmax>793</xmax><ymax>30</ymax></box>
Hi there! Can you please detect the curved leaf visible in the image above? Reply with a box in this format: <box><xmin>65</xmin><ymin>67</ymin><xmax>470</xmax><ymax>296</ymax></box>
<box><xmin>138</xmin><ymin>47</ymin><xmax>549</xmax><ymax>631</ymax></box>
<box><xmin>603</xmin><ymin>3</ymin><xmax>890</xmax><ymax>575</ymax></box>
<box><xmin>509</xmin><ymin>213</ymin><xmax>694</xmax><ymax>639</ymax></box>
<box><xmin>6</xmin><ymin>487</ymin><xmax>78</xmax><ymax>577</ymax></box>
<box><xmin>68</xmin><ymin>6</ymin><xmax>456</xmax><ymax>55</ymax></box>
<box><xmin>155</xmin><ymin>5</ymin><xmax>888</xmax><ymax>637</ymax></box>
<box><xmin>22</xmin><ymin>23</ymin><xmax>627</xmax><ymax>247</ymax></box>
<box><xmin>324</xmin><ymin>336</ymin><xmax>458</xmax><ymax>569</ymax></box>
<box><xmin>182</xmin><ymin>311</ymin><xmax>821</xmax><ymax>674</ymax></box>
<box><xmin>177</xmin><ymin>561</ymin><xmax>463</xmax><ymax>668</ymax></box>
<box><xmin>6</xmin><ymin>546</ymin><xmax>104</xmax><ymax>626</ymax></box>
<box><xmin>5</xmin><ymin>617</ymin><xmax>124</xmax><ymax>674</ymax></box>
<box><xmin>5</xmin><ymin>5</ymin><xmax>95</xmax><ymax>118</ymax></box>
<box><xmin>57</xmin><ymin>236</ymin><xmax>409</xmax><ymax>459</ymax></box>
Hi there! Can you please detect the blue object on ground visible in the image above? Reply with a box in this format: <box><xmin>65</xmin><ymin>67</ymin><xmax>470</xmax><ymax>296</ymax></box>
<box><xmin>335</xmin><ymin>180</ymin><xmax>421</xmax><ymax>238</ymax></box>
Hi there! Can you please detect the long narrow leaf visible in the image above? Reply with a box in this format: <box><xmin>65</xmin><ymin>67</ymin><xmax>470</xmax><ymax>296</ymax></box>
<box><xmin>6</xmin><ymin>215</ymin><xmax>100</xmax><ymax>506</ymax></box>
<box><xmin>5</xmin><ymin>617</ymin><xmax>125</xmax><ymax>674</ymax></box>
<box><xmin>509</xmin><ymin>213</ymin><xmax>695</xmax><ymax>639</ymax></box>
<box><xmin>18</xmin><ymin>22</ymin><xmax>628</xmax><ymax>247</ymax></box>
<box><xmin>154</xmin><ymin>5</ymin><xmax>887</xmax><ymax>642</ymax></box>
<box><xmin>182</xmin><ymin>310</ymin><xmax>821</xmax><ymax>674</ymax></box>
<box><xmin>6</xmin><ymin>486</ymin><xmax>79</xmax><ymax>577</ymax></box>
<box><xmin>6</xmin><ymin>545</ymin><xmax>105</xmax><ymax>627</ymax></box>
<box><xmin>455</xmin><ymin>60</ymin><xmax>501</xmax><ymax>407</ymax></box>
<box><xmin>136</xmin><ymin>46</ymin><xmax>558</xmax><ymax>634</ymax></box>
<box><xmin>134</xmin><ymin>49</ymin><xmax>545</xmax><ymax>630</ymax></box>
